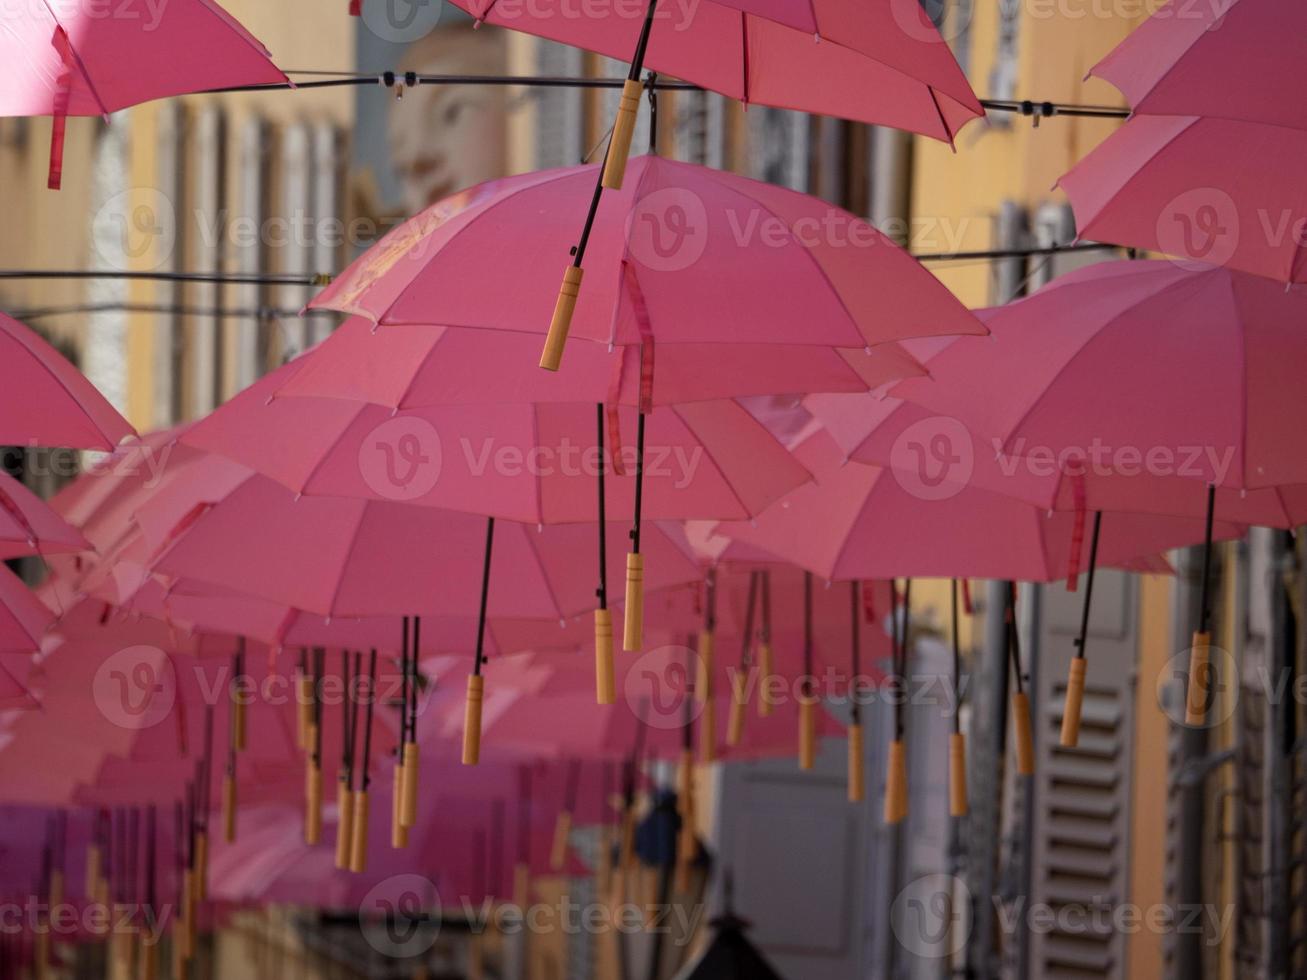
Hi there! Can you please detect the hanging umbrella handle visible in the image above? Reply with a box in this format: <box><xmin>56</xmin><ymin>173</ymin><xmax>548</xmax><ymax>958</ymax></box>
<box><xmin>1012</xmin><ymin>691</ymin><xmax>1036</xmax><ymax>775</ymax></box>
<box><xmin>391</xmin><ymin>763</ymin><xmax>409</xmax><ymax>849</ymax></box>
<box><xmin>550</xmin><ymin>811</ymin><xmax>573</xmax><ymax>871</ymax></box>
<box><xmin>883</xmin><ymin>739</ymin><xmax>908</xmax><ymax>824</ymax></box>
<box><xmin>350</xmin><ymin>791</ymin><xmax>370</xmax><ymax>873</ymax></box>
<box><xmin>401</xmin><ymin>742</ymin><xmax>421</xmax><ymax>824</ymax></box>
<box><xmin>623</xmin><ymin>553</ymin><xmax>645</xmax><ymax>651</ymax></box>
<box><xmin>304</xmin><ymin>761</ymin><xmax>323</xmax><ymax>845</ymax></box>
<box><xmin>1060</xmin><ymin>657</ymin><xmax>1087</xmax><ymax>747</ymax></box>
<box><xmin>727</xmin><ymin>671</ymin><xmax>748</xmax><ymax>747</ymax></box>
<box><xmin>949</xmin><ymin>732</ymin><xmax>968</xmax><ymax>817</ymax></box>
<box><xmin>463</xmin><ymin>675</ymin><xmax>485</xmax><ymax>765</ymax></box>
<box><xmin>540</xmin><ymin>267</ymin><xmax>584</xmax><ymax>371</ymax></box>
<box><xmin>695</xmin><ymin>630</ymin><xmax>714</xmax><ymax>703</ymax></box>
<box><xmin>798</xmin><ymin>694</ymin><xmax>817</xmax><ymax>771</ymax></box>
<box><xmin>1185</xmin><ymin>631</ymin><xmax>1211</xmax><ymax>726</ymax></box>
<box><xmin>847</xmin><ymin>723</ymin><xmax>865</xmax><ymax>803</ymax></box>
<box><xmin>602</xmin><ymin>79</ymin><xmax>644</xmax><ymax>190</ymax></box>
<box><xmin>699</xmin><ymin>696</ymin><xmax>718</xmax><ymax>764</ymax></box>
<box><xmin>595</xmin><ymin>610</ymin><xmax>616</xmax><ymax>704</ymax></box>
<box><xmin>757</xmin><ymin>642</ymin><xmax>774</xmax><ymax>717</ymax></box>
<box><xmin>335</xmin><ymin>782</ymin><xmax>355</xmax><ymax>870</ymax></box>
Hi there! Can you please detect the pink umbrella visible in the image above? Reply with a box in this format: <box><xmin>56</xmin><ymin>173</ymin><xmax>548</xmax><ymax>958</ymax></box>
<box><xmin>1</xmin><ymin>0</ymin><xmax>286</xmax><ymax>187</ymax></box>
<box><xmin>447</xmin><ymin>0</ymin><xmax>981</xmax><ymax>141</ymax></box>
<box><xmin>0</xmin><ymin>472</ymin><xmax>89</xmax><ymax>558</ymax></box>
<box><xmin>273</xmin><ymin>316</ymin><xmax>923</xmax><ymax>410</ymax></box>
<box><xmin>1058</xmin><ymin>115</ymin><xmax>1307</xmax><ymax>283</ymax></box>
<box><xmin>1090</xmin><ymin>0</ymin><xmax>1301</xmax><ymax>130</ymax></box>
<box><xmin>182</xmin><ymin>386</ymin><xmax>810</xmax><ymax>525</ymax></box>
<box><xmin>308</xmin><ymin>156</ymin><xmax>985</xmax><ymax>371</ymax></box>
<box><xmin>0</xmin><ymin>313</ymin><xmax>135</xmax><ymax>449</ymax></box>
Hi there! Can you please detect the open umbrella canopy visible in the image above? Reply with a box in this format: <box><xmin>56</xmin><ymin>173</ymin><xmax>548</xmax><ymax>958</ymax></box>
<box><xmin>0</xmin><ymin>312</ymin><xmax>135</xmax><ymax>450</ymax></box>
<box><xmin>182</xmin><ymin>385</ymin><xmax>812</xmax><ymax>524</ymax></box>
<box><xmin>272</xmin><ymin>316</ymin><xmax>924</xmax><ymax>410</ymax></box>
<box><xmin>712</xmin><ymin>427</ymin><xmax>1244</xmax><ymax>583</ymax></box>
<box><xmin>447</xmin><ymin>0</ymin><xmax>981</xmax><ymax>140</ymax></box>
<box><xmin>1090</xmin><ymin>0</ymin><xmax>1301</xmax><ymax>130</ymax></box>
<box><xmin>308</xmin><ymin>156</ymin><xmax>985</xmax><ymax>353</ymax></box>
<box><xmin>1058</xmin><ymin>116</ymin><xmax>1307</xmax><ymax>283</ymax></box>
<box><xmin>129</xmin><ymin>452</ymin><xmax>705</xmax><ymax>621</ymax></box>
<box><xmin>0</xmin><ymin>0</ymin><xmax>286</xmax><ymax>117</ymax></box>
<box><xmin>872</xmin><ymin>261</ymin><xmax>1307</xmax><ymax>510</ymax></box>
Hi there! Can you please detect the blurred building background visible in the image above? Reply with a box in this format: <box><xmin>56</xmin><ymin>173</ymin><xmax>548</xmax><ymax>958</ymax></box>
<box><xmin>0</xmin><ymin>1</ymin><xmax>1303</xmax><ymax>978</ymax></box>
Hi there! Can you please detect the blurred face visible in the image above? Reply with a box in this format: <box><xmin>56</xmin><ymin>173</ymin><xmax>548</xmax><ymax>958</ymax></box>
<box><xmin>387</xmin><ymin>31</ymin><xmax>508</xmax><ymax>215</ymax></box>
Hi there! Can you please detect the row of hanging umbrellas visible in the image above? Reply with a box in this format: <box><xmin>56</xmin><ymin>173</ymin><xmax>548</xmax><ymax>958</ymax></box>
<box><xmin>1</xmin><ymin>0</ymin><xmax>1303</xmax><ymax>975</ymax></box>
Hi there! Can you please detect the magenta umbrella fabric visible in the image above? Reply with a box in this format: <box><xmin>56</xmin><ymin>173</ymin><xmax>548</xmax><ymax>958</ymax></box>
<box><xmin>182</xmin><ymin>387</ymin><xmax>811</xmax><ymax>524</ymax></box>
<box><xmin>0</xmin><ymin>472</ymin><xmax>89</xmax><ymax>558</ymax></box>
<box><xmin>870</xmin><ymin>261</ymin><xmax>1307</xmax><ymax>510</ymax></box>
<box><xmin>712</xmin><ymin>428</ymin><xmax>1244</xmax><ymax>583</ymax></box>
<box><xmin>448</xmin><ymin>0</ymin><xmax>981</xmax><ymax>140</ymax></box>
<box><xmin>1090</xmin><ymin>0</ymin><xmax>1302</xmax><ymax>130</ymax></box>
<box><xmin>131</xmin><ymin>454</ymin><xmax>705</xmax><ymax>620</ymax></box>
<box><xmin>0</xmin><ymin>312</ymin><xmax>135</xmax><ymax>449</ymax></box>
<box><xmin>0</xmin><ymin>0</ymin><xmax>286</xmax><ymax>186</ymax></box>
<box><xmin>275</xmin><ymin>316</ymin><xmax>925</xmax><ymax>409</ymax></box>
<box><xmin>1058</xmin><ymin>116</ymin><xmax>1307</xmax><ymax>283</ymax></box>
<box><xmin>309</xmin><ymin>157</ymin><xmax>986</xmax><ymax>352</ymax></box>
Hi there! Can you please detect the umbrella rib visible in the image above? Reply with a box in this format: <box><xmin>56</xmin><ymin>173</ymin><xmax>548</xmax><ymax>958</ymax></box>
<box><xmin>288</xmin><ymin>401</ymin><xmax>370</xmax><ymax>497</ymax></box>
<box><xmin>323</xmin><ymin>501</ymin><xmax>371</xmax><ymax>618</ymax></box>
<box><xmin>38</xmin><ymin>0</ymin><xmax>111</xmax><ymax>118</ymax></box>
<box><xmin>1056</xmin><ymin>115</ymin><xmax>1200</xmax><ymax>223</ymax></box>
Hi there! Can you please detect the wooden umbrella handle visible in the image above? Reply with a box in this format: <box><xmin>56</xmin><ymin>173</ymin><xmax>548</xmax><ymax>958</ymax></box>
<box><xmin>550</xmin><ymin>811</ymin><xmax>573</xmax><ymax>872</ymax></box>
<box><xmin>85</xmin><ymin>844</ymin><xmax>101</xmax><ymax>904</ymax></box>
<box><xmin>798</xmin><ymin>697</ymin><xmax>817</xmax><ymax>771</ymax></box>
<box><xmin>305</xmin><ymin>761</ymin><xmax>323</xmax><ymax>845</ymax></box>
<box><xmin>233</xmin><ymin>695</ymin><xmax>247</xmax><ymax>753</ymax></box>
<box><xmin>623</xmin><ymin>553</ymin><xmax>645</xmax><ymax>652</ymax></box>
<box><xmin>1060</xmin><ymin>657</ymin><xmax>1087</xmax><ymax>748</ymax></box>
<box><xmin>883</xmin><ymin>739</ymin><xmax>908</xmax><ymax>825</ymax></box>
<box><xmin>350</xmin><ymin>790</ymin><xmax>370</xmax><ymax>873</ymax></box>
<box><xmin>601</xmin><ymin>79</ymin><xmax>643</xmax><ymax>190</ymax></box>
<box><xmin>726</xmin><ymin>670</ymin><xmax>748</xmax><ymax>747</ymax></box>
<box><xmin>401</xmin><ymin>742</ymin><xmax>420</xmax><ymax>827</ymax></box>
<box><xmin>595</xmin><ymin>610</ymin><xmax>616</xmax><ymax>705</ymax></box>
<box><xmin>847</xmin><ymin>723</ymin><xmax>865</xmax><ymax>803</ymax></box>
<box><xmin>463</xmin><ymin>674</ymin><xmax>485</xmax><ymax>765</ymax></box>
<box><xmin>699</xmin><ymin>696</ymin><xmax>717</xmax><ymax>764</ymax></box>
<box><xmin>195</xmin><ymin>831</ymin><xmax>209</xmax><ymax>900</ymax></box>
<box><xmin>391</xmin><ymin>762</ymin><xmax>409</xmax><ymax>849</ymax></box>
<box><xmin>757</xmin><ymin>643</ymin><xmax>774</xmax><ymax>718</ymax></box>
<box><xmin>139</xmin><ymin>932</ymin><xmax>160</xmax><ymax>980</ymax></box>
<box><xmin>948</xmin><ymin>732</ymin><xmax>968</xmax><ymax>817</ymax></box>
<box><xmin>540</xmin><ymin>266</ymin><xmax>584</xmax><ymax>372</ymax></box>
<box><xmin>1186</xmin><ymin>631</ymin><xmax>1211</xmax><ymax>726</ymax></box>
<box><xmin>1013</xmin><ymin>691</ymin><xmax>1036</xmax><ymax>776</ymax></box>
<box><xmin>335</xmin><ymin>783</ymin><xmax>354</xmax><ymax>870</ymax></box>
<box><xmin>695</xmin><ymin>631</ymin><xmax>714</xmax><ymax>703</ymax></box>
<box><xmin>222</xmin><ymin>773</ymin><xmax>237</xmax><ymax>844</ymax></box>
